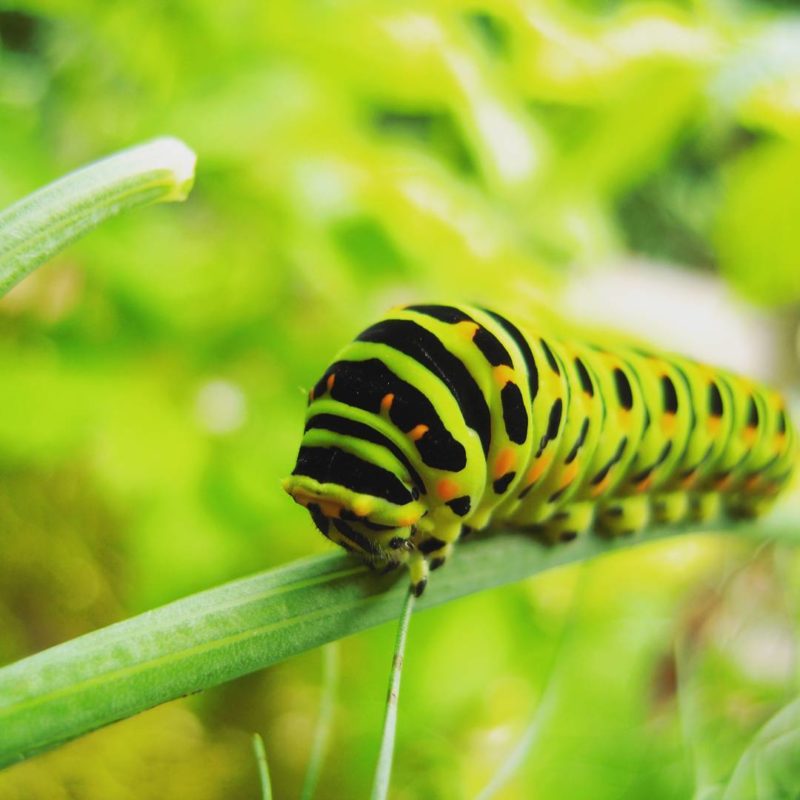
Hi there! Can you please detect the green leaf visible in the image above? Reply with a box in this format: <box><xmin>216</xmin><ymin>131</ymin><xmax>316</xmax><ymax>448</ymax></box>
<box><xmin>0</xmin><ymin>137</ymin><xmax>196</xmax><ymax>297</ymax></box>
<box><xmin>0</xmin><ymin>515</ymin><xmax>797</xmax><ymax>771</ymax></box>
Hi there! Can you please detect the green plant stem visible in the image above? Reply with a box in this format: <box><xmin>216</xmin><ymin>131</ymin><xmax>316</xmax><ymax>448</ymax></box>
<box><xmin>252</xmin><ymin>733</ymin><xmax>273</xmax><ymax>800</ymax></box>
<box><xmin>0</xmin><ymin>137</ymin><xmax>196</xmax><ymax>297</ymax></box>
<box><xmin>300</xmin><ymin>643</ymin><xmax>340</xmax><ymax>800</ymax></box>
<box><xmin>0</xmin><ymin>516</ymin><xmax>797</xmax><ymax>771</ymax></box>
<box><xmin>370</xmin><ymin>588</ymin><xmax>416</xmax><ymax>800</ymax></box>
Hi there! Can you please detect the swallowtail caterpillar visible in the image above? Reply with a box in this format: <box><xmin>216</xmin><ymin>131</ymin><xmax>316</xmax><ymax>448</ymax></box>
<box><xmin>283</xmin><ymin>304</ymin><xmax>797</xmax><ymax>596</ymax></box>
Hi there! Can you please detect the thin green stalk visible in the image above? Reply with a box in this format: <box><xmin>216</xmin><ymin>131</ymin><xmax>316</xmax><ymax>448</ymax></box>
<box><xmin>0</xmin><ymin>515</ymin><xmax>797</xmax><ymax>771</ymax></box>
<box><xmin>300</xmin><ymin>643</ymin><xmax>340</xmax><ymax>800</ymax></box>
<box><xmin>0</xmin><ymin>137</ymin><xmax>196</xmax><ymax>297</ymax></box>
<box><xmin>371</xmin><ymin>588</ymin><xmax>416</xmax><ymax>800</ymax></box>
<box><xmin>252</xmin><ymin>733</ymin><xmax>273</xmax><ymax>800</ymax></box>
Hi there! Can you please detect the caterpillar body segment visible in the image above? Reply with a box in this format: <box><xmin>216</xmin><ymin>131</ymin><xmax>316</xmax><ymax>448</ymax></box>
<box><xmin>284</xmin><ymin>304</ymin><xmax>797</xmax><ymax>596</ymax></box>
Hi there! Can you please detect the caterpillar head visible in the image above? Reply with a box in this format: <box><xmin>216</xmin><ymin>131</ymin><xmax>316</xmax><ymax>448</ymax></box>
<box><xmin>283</xmin><ymin>445</ymin><xmax>427</xmax><ymax>567</ymax></box>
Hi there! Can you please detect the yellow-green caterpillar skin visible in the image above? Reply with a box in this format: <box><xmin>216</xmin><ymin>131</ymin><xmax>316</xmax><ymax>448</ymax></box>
<box><xmin>284</xmin><ymin>304</ymin><xmax>797</xmax><ymax>596</ymax></box>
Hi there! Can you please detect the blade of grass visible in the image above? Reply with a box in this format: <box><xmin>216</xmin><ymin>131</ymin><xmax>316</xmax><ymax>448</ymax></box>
<box><xmin>0</xmin><ymin>515</ymin><xmax>798</xmax><ymax>771</ymax></box>
<box><xmin>0</xmin><ymin>137</ymin><xmax>196</xmax><ymax>297</ymax></box>
<box><xmin>252</xmin><ymin>733</ymin><xmax>273</xmax><ymax>800</ymax></box>
<box><xmin>370</xmin><ymin>589</ymin><xmax>416</xmax><ymax>800</ymax></box>
<box><xmin>300</xmin><ymin>643</ymin><xmax>340</xmax><ymax>800</ymax></box>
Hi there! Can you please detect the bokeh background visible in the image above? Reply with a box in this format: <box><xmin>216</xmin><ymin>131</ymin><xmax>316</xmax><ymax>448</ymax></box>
<box><xmin>2</xmin><ymin>1</ymin><xmax>800</xmax><ymax>798</ymax></box>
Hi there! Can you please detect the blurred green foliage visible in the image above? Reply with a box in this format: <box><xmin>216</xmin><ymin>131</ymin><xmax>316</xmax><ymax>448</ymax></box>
<box><xmin>1</xmin><ymin>0</ymin><xmax>800</xmax><ymax>798</ymax></box>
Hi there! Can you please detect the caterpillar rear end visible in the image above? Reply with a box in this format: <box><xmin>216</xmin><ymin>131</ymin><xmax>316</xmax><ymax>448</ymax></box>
<box><xmin>283</xmin><ymin>304</ymin><xmax>797</xmax><ymax>596</ymax></box>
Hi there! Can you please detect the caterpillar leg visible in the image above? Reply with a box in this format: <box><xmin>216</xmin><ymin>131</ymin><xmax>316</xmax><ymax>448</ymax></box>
<box><xmin>408</xmin><ymin>541</ymin><xmax>456</xmax><ymax>596</ymax></box>
<box><xmin>542</xmin><ymin>502</ymin><xmax>595</xmax><ymax>543</ymax></box>
<box><xmin>426</xmin><ymin>541</ymin><xmax>454</xmax><ymax>572</ymax></box>
<box><xmin>408</xmin><ymin>552</ymin><xmax>429</xmax><ymax>597</ymax></box>
<box><xmin>688</xmin><ymin>492</ymin><xmax>721</xmax><ymax>523</ymax></box>
<box><xmin>595</xmin><ymin>496</ymin><xmax>651</xmax><ymax>537</ymax></box>
<box><xmin>722</xmin><ymin>493</ymin><xmax>775</xmax><ymax>521</ymax></box>
<box><xmin>409</xmin><ymin>516</ymin><xmax>462</xmax><ymax>596</ymax></box>
<box><xmin>650</xmin><ymin>492</ymin><xmax>689</xmax><ymax>525</ymax></box>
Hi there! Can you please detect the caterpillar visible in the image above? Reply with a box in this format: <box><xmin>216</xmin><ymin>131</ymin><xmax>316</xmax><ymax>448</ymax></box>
<box><xmin>283</xmin><ymin>303</ymin><xmax>797</xmax><ymax>596</ymax></box>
